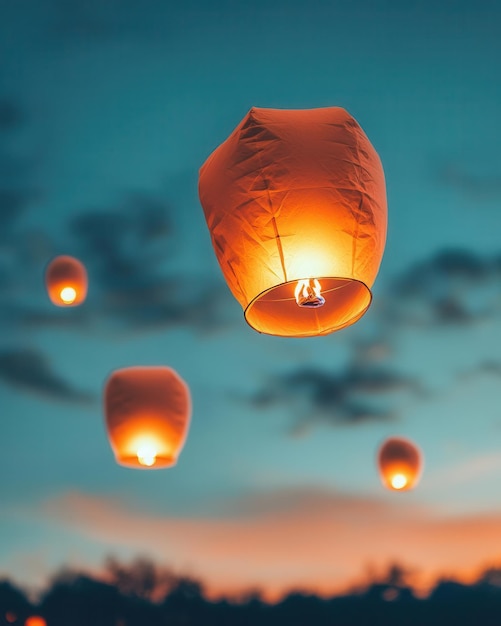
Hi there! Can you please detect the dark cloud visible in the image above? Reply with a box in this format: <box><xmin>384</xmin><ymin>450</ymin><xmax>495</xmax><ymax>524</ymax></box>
<box><xmin>386</xmin><ymin>248</ymin><xmax>501</xmax><ymax>329</ymax></box>
<box><xmin>247</xmin><ymin>362</ymin><xmax>420</xmax><ymax>434</ymax></box>
<box><xmin>0</xmin><ymin>348</ymin><xmax>95</xmax><ymax>404</ymax></box>
<box><xmin>69</xmin><ymin>192</ymin><xmax>234</xmax><ymax>334</ymax></box>
<box><xmin>0</xmin><ymin>303</ymin><xmax>91</xmax><ymax>331</ymax></box>
<box><xmin>457</xmin><ymin>360</ymin><xmax>501</xmax><ymax>383</ymax></box>
<box><xmin>438</xmin><ymin>163</ymin><xmax>501</xmax><ymax>201</ymax></box>
<box><xmin>0</xmin><ymin>173</ymin><xmax>232</xmax><ymax>336</ymax></box>
<box><xmin>0</xmin><ymin>100</ymin><xmax>24</xmax><ymax>131</ymax></box>
<box><xmin>49</xmin><ymin>0</ymin><xmax>178</xmax><ymax>43</ymax></box>
<box><xmin>51</xmin><ymin>0</ymin><xmax>118</xmax><ymax>41</ymax></box>
<box><xmin>0</xmin><ymin>189</ymin><xmax>36</xmax><ymax>230</ymax></box>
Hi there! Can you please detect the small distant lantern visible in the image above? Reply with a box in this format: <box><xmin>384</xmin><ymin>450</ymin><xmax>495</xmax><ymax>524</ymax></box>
<box><xmin>199</xmin><ymin>106</ymin><xmax>387</xmax><ymax>337</ymax></box>
<box><xmin>377</xmin><ymin>437</ymin><xmax>423</xmax><ymax>492</ymax></box>
<box><xmin>45</xmin><ymin>255</ymin><xmax>87</xmax><ymax>306</ymax></box>
<box><xmin>25</xmin><ymin>617</ymin><xmax>47</xmax><ymax>626</ymax></box>
<box><xmin>6</xmin><ymin>612</ymin><xmax>17</xmax><ymax>624</ymax></box>
<box><xmin>104</xmin><ymin>366</ymin><xmax>191</xmax><ymax>469</ymax></box>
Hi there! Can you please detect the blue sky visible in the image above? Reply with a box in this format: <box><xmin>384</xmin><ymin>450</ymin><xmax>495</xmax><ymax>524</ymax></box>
<box><xmin>1</xmin><ymin>0</ymin><xmax>501</xmax><ymax>598</ymax></box>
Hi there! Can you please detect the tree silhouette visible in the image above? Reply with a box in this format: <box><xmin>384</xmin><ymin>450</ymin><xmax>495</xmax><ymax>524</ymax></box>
<box><xmin>5</xmin><ymin>557</ymin><xmax>501</xmax><ymax>625</ymax></box>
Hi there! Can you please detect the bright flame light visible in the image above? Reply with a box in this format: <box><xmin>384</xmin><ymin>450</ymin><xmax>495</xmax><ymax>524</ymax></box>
<box><xmin>294</xmin><ymin>278</ymin><xmax>325</xmax><ymax>307</ymax></box>
<box><xmin>390</xmin><ymin>473</ymin><xmax>408</xmax><ymax>490</ymax></box>
<box><xmin>137</xmin><ymin>444</ymin><xmax>157</xmax><ymax>467</ymax></box>
<box><xmin>60</xmin><ymin>286</ymin><xmax>77</xmax><ymax>304</ymax></box>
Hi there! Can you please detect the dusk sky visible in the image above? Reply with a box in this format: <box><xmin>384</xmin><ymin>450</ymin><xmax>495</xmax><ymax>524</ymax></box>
<box><xmin>1</xmin><ymin>0</ymin><xmax>501</xmax><ymax>600</ymax></box>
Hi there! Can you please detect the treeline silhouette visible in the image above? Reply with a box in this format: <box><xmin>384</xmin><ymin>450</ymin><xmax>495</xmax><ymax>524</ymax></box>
<box><xmin>2</xmin><ymin>558</ymin><xmax>501</xmax><ymax>625</ymax></box>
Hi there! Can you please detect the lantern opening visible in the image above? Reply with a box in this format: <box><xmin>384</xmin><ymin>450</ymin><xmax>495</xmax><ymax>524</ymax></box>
<box><xmin>137</xmin><ymin>444</ymin><xmax>157</xmax><ymax>467</ymax></box>
<box><xmin>295</xmin><ymin>278</ymin><xmax>325</xmax><ymax>308</ymax></box>
<box><xmin>244</xmin><ymin>277</ymin><xmax>372</xmax><ymax>337</ymax></box>
<box><xmin>60</xmin><ymin>286</ymin><xmax>77</xmax><ymax>304</ymax></box>
<box><xmin>390</xmin><ymin>473</ymin><xmax>408</xmax><ymax>490</ymax></box>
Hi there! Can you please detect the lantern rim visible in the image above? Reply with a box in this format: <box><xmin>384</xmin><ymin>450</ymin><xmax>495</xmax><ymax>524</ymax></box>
<box><xmin>243</xmin><ymin>276</ymin><xmax>372</xmax><ymax>338</ymax></box>
<box><xmin>113</xmin><ymin>453</ymin><xmax>178</xmax><ymax>470</ymax></box>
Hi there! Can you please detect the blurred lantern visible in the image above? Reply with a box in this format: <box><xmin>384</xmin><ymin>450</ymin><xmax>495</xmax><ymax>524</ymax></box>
<box><xmin>377</xmin><ymin>437</ymin><xmax>423</xmax><ymax>491</ymax></box>
<box><xmin>25</xmin><ymin>617</ymin><xmax>46</xmax><ymax>626</ymax></box>
<box><xmin>199</xmin><ymin>107</ymin><xmax>387</xmax><ymax>337</ymax></box>
<box><xmin>104</xmin><ymin>366</ymin><xmax>191</xmax><ymax>469</ymax></box>
<box><xmin>5</xmin><ymin>612</ymin><xmax>17</xmax><ymax>624</ymax></box>
<box><xmin>45</xmin><ymin>255</ymin><xmax>87</xmax><ymax>306</ymax></box>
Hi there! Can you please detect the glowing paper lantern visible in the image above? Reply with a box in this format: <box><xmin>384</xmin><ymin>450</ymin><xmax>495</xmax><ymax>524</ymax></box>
<box><xmin>104</xmin><ymin>366</ymin><xmax>191</xmax><ymax>469</ymax></box>
<box><xmin>25</xmin><ymin>617</ymin><xmax>46</xmax><ymax>626</ymax></box>
<box><xmin>45</xmin><ymin>255</ymin><xmax>87</xmax><ymax>306</ymax></box>
<box><xmin>377</xmin><ymin>437</ymin><xmax>423</xmax><ymax>492</ymax></box>
<box><xmin>199</xmin><ymin>106</ymin><xmax>387</xmax><ymax>337</ymax></box>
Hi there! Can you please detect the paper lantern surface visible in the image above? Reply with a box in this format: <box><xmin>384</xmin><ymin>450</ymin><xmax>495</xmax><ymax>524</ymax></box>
<box><xmin>104</xmin><ymin>366</ymin><xmax>191</xmax><ymax>469</ymax></box>
<box><xmin>377</xmin><ymin>437</ymin><xmax>423</xmax><ymax>492</ymax></box>
<box><xmin>45</xmin><ymin>255</ymin><xmax>87</xmax><ymax>306</ymax></box>
<box><xmin>199</xmin><ymin>106</ymin><xmax>387</xmax><ymax>337</ymax></box>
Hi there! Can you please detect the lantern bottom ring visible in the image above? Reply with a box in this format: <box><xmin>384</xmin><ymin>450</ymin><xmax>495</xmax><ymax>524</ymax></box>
<box><xmin>244</xmin><ymin>276</ymin><xmax>372</xmax><ymax>338</ymax></box>
<box><xmin>114</xmin><ymin>454</ymin><xmax>177</xmax><ymax>470</ymax></box>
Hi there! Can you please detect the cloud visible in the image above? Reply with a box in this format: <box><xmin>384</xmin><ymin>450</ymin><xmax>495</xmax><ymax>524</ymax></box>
<box><xmin>438</xmin><ymin>163</ymin><xmax>501</xmax><ymax>202</ymax></box>
<box><xmin>68</xmin><ymin>192</ymin><xmax>233</xmax><ymax>334</ymax></box>
<box><xmin>385</xmin><ymin>248</ymin><xmax>501</xmax><ymax>329</ymax></box>
<box><xmin>0</xmin><ymin>189</ymin><xmax>37</xmax><ymax>231</ymax></box>
<box><xmin>428</xmin><ymin>450</ymin><xmax>501</xmax><ymax>491</ymax></box>
<box><xmin>247</xmin><ymin>361</ymin><xmax>420</xmax><ymax>434</ymax></box>
<box><xmin>0</xmin><ymin>348</ymin><xmax>95</xmax><ymax>404</ymax></box>
<box><xmin>0</xmin><ymin>100</ymin><xmax>24</xmax><ymax>131</ymax></box>
<box><xmin>0</xmin><ymin>186</ymin><xmax>232</xmax><ymax>336</ymax></box>
<box><xmin>39</xmin><ymin>488</ymin><xmax>501</xmax><ymax>600</ymax></box>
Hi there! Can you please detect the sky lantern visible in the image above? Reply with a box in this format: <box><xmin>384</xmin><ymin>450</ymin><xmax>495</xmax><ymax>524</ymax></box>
<box><xmin>199</xmin><ymin>107</ymin><xmax>387</xmax><ymax>337</ymax></box>
<box><xmin>104</xmin><ymin>366</ymin><xmax>191</xmax><ymax>469</ymax></box>
<box><xmin>377</xmin><ymin>437</ymin><xmax>423</xmax><ymax>492</ymax></box>
<box><xmin>25</xmin><ymin>617</ymin><xmax>47</xmax><ymax>626</ymax></box>
<box><xmin>45</xmin><ymin>255</ymin><xmax>87</xmax><ymax>306</ymax></box>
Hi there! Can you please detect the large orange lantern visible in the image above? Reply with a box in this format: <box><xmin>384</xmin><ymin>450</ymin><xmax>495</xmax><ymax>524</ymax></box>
<box><xmin>45</xmin><ymin>255</ymin><xmax>87</xmax><ymax>306</ymax></box>
<box><xmin>377</xmin><ymin>437</ymin><xmax>423</xmax><ymax>492</ymax></box>
<box><xmin>104</xmin><ymin>366</ymin><xmax>191</xmax><ymax>469</ymax></box>
<box><xmin>25</xmin><ymin>617</ymin><xmax>47</xmax><ymax>626</ymax></box>
<box><xmin>199</xmin><ymin>106</ymin><xmax>387</xmax><ymax>337</ymax></box>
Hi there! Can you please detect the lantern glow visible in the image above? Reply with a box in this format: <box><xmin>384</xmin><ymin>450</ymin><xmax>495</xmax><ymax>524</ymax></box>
<box><xmin>377</xmin><ymin>437</ymin><xmax>423</xmax><ymax>492</ymax></box>
<box><xmin>199</xmin><ymin>106</ymin><xmax>387</xmax><ymax>337</ymax></box>
<box><xmin>45</xmin><ymin>255</ymin><xmax>87</xmax><ymax>306</ymax></box>
<box><xmin>136</xmin><ymin>443</ymin><xmax>157</xmax><ymax>467</ymax></box>
<box><xmin>390</xmin><ymin>473</ymin><xmax>408</xmax><ymax>490</ymax></box>
<box><xmin>104</xmin><ymin>367</ymin><xmax>191</xmax><ymax>470</ymax></box>
<box><xmin>25</xmin><ymin>617</ymin><xmax>46</xmax><ymax>626</ymax></box>
<box><xmin>60</xmin><ymin>286</ymin><xmax>77</xmax><ymax>304</ymax></box>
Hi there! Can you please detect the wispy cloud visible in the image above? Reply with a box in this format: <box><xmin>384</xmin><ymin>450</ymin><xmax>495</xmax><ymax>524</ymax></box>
<box><xmin>0</xmin><ymin>348</ymin><xmax>95</xmax><ymax>404</ymax></box>
<box><xmin>244</xmin><ymin>360</ymin><xmax>421</xmax><ymax>435</ymax></box>
<box><xmin>38</xmin><ymin>488</ymin><xmax>501</xmax><ymax>599</ymax></box>
<box><xmin>69</xmin><ymin>192</ymin><xmax>232</xmax><ymax>334</ymax></box>
<box><xmin>438</xmin><ymin>162</ymin><xmax>501</xmax><ymax>202</ymax></box>
<box><xmin>0</xmin><ymin>99</ymin><xmax>24</xmax><ymax>131</ymax></box>
<box><xmin>384</xmin><ymin>248</ymin><xmax>501</xmax><ymax>329</ymax></box>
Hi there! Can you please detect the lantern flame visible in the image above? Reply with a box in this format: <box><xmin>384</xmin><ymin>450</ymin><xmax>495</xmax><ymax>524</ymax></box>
<box><xmin>390</xmin><ymin>473</ymin><xmax>408</xmax><ymax>490</ymax></box>
<box><xmin>137</xmin><ymin>444</ymin><xmax>157</xmax><ymax>467</ymax></box>
<box><xmin>60</xmin><ymin>286</ymin><xmax>77</xmax><ymax>304</ymax></box>
<box><xmin>295</xmin><ymin>278</ymin><xmax>325</xmax><ymax>307</ymax></box>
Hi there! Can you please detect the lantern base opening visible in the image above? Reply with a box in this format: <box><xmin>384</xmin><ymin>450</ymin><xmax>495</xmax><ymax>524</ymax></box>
<box><xmin>244</xmin><ymin>277</ymin><xmax>372</xmax><ymax>337</ymax></box>
<box><xmin>114</xmin><ymin>453</ymin><xmax>177</xmax><ymax>470</ymax></box>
